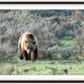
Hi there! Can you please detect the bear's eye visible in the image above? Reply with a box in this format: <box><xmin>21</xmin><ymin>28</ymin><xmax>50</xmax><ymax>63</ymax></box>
<box><xmin>33</xmin><ymin>42</ymin><xmax>35</xmax><ymax>44</ymax></box>
<box><xmin>25</xmin><ymin>41</ymin><xmax>28</xmax><ymax>43</ymax></box>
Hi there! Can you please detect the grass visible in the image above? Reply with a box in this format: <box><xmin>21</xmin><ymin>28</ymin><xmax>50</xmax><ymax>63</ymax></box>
<box><xmin>0</xmin><ymin>54</ymin><xmax>84</xmax><ymax>75</ymax></box>
<box><xmin>81</xmin><ymin>21</ymin><xmax>84</xmax><ymax>25</ymax></box>
<box><xmin>59</xmin><ymin>36</ymin><xmax>76</xmax><ymax>49</ymax></box>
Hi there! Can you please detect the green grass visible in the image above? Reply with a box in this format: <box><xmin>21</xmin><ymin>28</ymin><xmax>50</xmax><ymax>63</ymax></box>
<box><xmin>81</xmin><ymin>21</ymin><xmax>84</xmax><ymax>25</ymax></box>
<box><xmin>59</xmin><ymin>36</ymin><xmax>76</xmax><ymax>49</ymax></box>
<box><xmin>0</xmin><ymin>55</ymin><xmax>84</xmax><ymax>75</ymax></box>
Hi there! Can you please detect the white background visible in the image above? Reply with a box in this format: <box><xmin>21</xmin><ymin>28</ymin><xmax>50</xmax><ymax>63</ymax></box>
<box><xmin>0</xmin><ymin>4</ymin><xmax>84</xmax><ymax>9</ymax></box>
<box><xmin>0</xmin><ymin>75</ymin><xmax>84</xmax><ymax>80</ymax></box>
<box><xmin>0</xmin><ymin>4</ymin><xmax>84</xmax><ymax>80</ymax></box>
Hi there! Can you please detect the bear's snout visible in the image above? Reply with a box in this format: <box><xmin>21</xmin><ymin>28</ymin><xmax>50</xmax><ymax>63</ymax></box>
<box><xmin>29</xmin><ymin>50</ymin><xmax>31</xmax><ymax>55</ymax></box>
<box><xmin>28</xmin><ymin>43</ymin><xmax>34</xmax><ymax>51</ymax></box>
<box><xmin>27</xmin><ymin>49</ymin><xmax>31</xmax><ymax>55</ymax></box>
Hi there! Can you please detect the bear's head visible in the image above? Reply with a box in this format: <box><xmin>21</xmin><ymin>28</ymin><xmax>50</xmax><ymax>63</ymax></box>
<box><xmin>24</xmin><ymin>33</ymin><xmax>37</xmax><ymax>55</ymax></box>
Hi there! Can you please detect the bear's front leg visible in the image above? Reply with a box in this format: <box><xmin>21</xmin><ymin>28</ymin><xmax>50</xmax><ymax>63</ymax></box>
<box><xmin>23</xmin><ymin>50</ymin><xmax>28</xmax><ymax>61</ymax></box>
<box><xmin>19</xmin><ymin>54</ymin><xmax>23</xmax><ymax>60</ymax></box>
<box><xmin>31</xmin><ymin>50</ymin><xmax>35</xmax><ymax>62</ymax></box>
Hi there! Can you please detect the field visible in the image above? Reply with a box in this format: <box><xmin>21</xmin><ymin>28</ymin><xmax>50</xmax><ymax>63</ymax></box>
<box><xmin>0</xmin><ymin>37</ymin><xmax>84</xmax><ymax>75</ymax></box>
<box><xmin>1</xmin><ymin>56</ymin><xmax>84</xmax><ymax>75</ymax></box>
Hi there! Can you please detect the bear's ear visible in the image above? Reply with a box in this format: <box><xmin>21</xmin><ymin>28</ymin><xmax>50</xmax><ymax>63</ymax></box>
<box><xmin>29</xmin><ymin>34</ymin><xmax>34</xmax><ymax>39</ymax></box>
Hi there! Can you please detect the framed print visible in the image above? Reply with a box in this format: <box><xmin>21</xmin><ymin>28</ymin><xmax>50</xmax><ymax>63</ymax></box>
<box><xmin>0</xmin><ymin>1</ymin><xmax>84</xmax><ymax>83</ymax></box>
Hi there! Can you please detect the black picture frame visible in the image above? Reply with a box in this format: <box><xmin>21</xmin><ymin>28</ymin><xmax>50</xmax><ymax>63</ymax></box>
<box><xmin>0</xmin><ymin>80</ymin><xmax>84</xmax><ymax>83</ymax></box>
<box><xmin>0</xmin><ymin>2</ymin><xmax>84</xmax><ymax>4</ymax></box>
<box><xmin>0</xmin><ymin>1</ymin><xmax>84</xmax><ymax>83</ymax></box>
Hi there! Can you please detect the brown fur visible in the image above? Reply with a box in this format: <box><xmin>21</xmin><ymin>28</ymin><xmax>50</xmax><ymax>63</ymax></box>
<box><xmin>31</xmin><ymin>50</ymin><xmax>35</xmax><ymax>61</ymax></box>
<box><xmin>18</xmin><ymin>32</ymin><xmax>38</xmax><ymax>62</ymax></box>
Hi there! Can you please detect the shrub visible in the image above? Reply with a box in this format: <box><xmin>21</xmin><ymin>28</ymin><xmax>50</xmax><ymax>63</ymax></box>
<box><xmin>64</xmin><ymin>23</ymin><xmax>74</xmax><ymax>30</ymax></box>
<box><xmin>47</xmin><ymin>45</ymin><xmax>59</xmax><ymax>54</ymax></box>
<box><xmin>0</xmin><ymin>39</ymin><xmax>18</xmax><ymax>62</ymax></box>
<box><xmin>30</xmin><ymin>10</ymin><xmax>55</xmax><ymax>17</ymax></box>
<box><xmin>54</xmin><ymin>10</ymin><xmax>72</xmax><ymax>16</ymax></box>
<box><xmin>39</xmin><ymin>10</ymin><xmax>55</xmax><ymax>17</ymax></box>
<box><xmin>65</xmin><ymin>31</ymin><xmax>75</xmax><ymax>37</ymax></box>
<box><xmin>47</xmin><ymin>25</ymin><xmax>53</xmax><ymax>32</ymax></box>
<box><xmin>55</xmin><ymin>29</ymin><xmax>67</xmax><ymax>39</ymax></box>
<box><xmin>0</xmin><ymin>36</ymin><xmax>8</xmax><ymax>44</ymax></box>
<box><xmin>74</xmin><ymin>11</ymin><xmax>84</xmax><ymax>21</ymax></box>
<box><xmin>75</xmin><ymin>20</ymin><xmax>81</xmax><ymax>25</ymax></box>
<box><xmin>60</xmin><ymin>48</ymin><xmax>72</xmax><ymax>59</ymax></box>
<box><xmin>51</xmin><ymin>17</ymin><xmax>61</xmax><ymax>24</ymax></box>
<box><xmin>73</xmin><ymin>26</ymin><xmax>84</xmax><ymax>57</ymax></box>
<box><xmin>39</xmin><ymin>45</ymin><xmax>59</xmax><ymax>60</ymax></box>
<box><xmin>74</xmin><ymin>26</ymin><xmax>84</xmax><ymax>46</ymax></box>
<box><xmin>0</xmin><ymin>26</ymin><xmax>7</xmax><ymax>35</ymax></box>
<box><xmin>71</xmin><ymin>46</ymin><xmax>81</xmax><ymax>56</ymax></box>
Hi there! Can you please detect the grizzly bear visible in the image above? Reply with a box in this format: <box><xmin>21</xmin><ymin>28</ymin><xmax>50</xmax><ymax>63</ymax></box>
<box><xmin>18</xmin><ymin>32</ymin><xmax>38</xmax><ymax>62</ymax></box>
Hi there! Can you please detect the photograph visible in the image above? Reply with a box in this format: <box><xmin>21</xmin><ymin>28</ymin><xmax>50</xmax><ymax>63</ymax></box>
<box><xmin>0</xmin><ymin>4</ymin><xmax>84</xmax><ymax>76</ymax></box>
